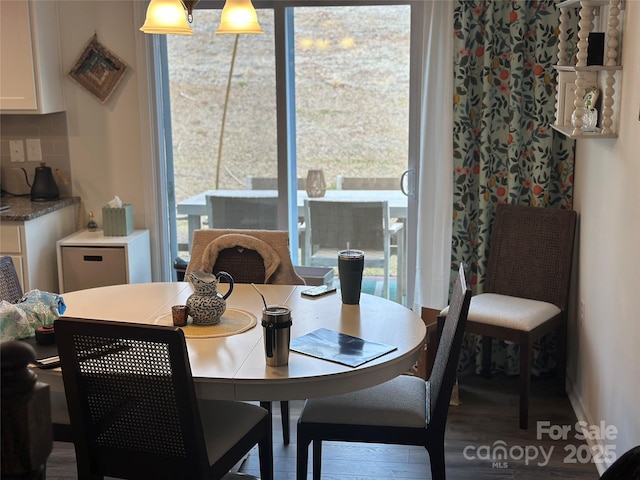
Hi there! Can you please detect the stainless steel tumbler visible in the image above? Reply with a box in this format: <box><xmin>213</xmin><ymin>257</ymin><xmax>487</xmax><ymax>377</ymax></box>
<box><xmin>262</xmin><ymin>305</ymin><xmax>292</xmax><ymax>367</ymax></box>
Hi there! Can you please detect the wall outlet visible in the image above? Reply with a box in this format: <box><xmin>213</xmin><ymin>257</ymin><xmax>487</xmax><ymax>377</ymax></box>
<box><xmin>9</xmin><ymin>140</ymin><xmax>25</xmax><ymax>163</ymax></box>
<box><xmin>26</xmin><ymin>139</ymin><xmax>42</xmax><ymax>162</ymax></box>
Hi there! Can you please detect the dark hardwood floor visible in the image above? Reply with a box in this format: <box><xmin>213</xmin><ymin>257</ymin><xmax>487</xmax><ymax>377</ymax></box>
<box><xmin>45</xmin><ymin>373</ymin><xmax>600</xmax><ymax>480</ymax></box>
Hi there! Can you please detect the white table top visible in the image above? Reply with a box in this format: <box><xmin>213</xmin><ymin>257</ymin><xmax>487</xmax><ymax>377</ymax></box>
<box><xmin>37</xmin><ymin>283</ymin><xmax>426</xmax><ymax>402</ymax></box>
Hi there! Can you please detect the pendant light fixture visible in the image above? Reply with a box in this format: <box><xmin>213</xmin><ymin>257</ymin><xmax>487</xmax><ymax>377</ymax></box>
<box><xmin>216</xmin><ymin>0</ymin><xmax>263</xmax><ymax>34</ymax></box>
<box><xmin>140</xmin><ymin>0</ymin><xmax>196</xmax><ymax>35</ymax></box>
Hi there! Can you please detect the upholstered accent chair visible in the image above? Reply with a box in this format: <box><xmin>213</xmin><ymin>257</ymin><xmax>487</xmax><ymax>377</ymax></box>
<box><xmin>186</xmin><ymin>229</ymin><xmax>304</xmax><ymax>445</ymax></box>
<box><xmin>186</xmin><ymin>229</ymin><xmax>304</xmax><ymax>285</ymax></box>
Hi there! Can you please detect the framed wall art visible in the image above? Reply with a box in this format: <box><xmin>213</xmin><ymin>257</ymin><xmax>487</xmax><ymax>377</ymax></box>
<box><xmin>68</xmin><ymin>34</ymin><xmax>128</xmax><ymax>104</ymax></box>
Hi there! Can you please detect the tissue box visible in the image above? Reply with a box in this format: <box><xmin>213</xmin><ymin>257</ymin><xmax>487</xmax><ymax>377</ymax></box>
<box><xmin>102</xmin><ymin>204</ymin><xmax>133</xmax><ymax>236</ymax></box>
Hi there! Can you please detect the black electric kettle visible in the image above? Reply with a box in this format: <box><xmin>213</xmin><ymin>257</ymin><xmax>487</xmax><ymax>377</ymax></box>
<box><xmin>30</xmin><ymin>163</ymin><xmax>59</xmax><ymax>201</ymax></box>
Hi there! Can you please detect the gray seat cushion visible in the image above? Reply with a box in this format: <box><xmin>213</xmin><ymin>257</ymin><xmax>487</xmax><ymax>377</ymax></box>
<box><xmin>299</xmin><ymin>375</ymin><xmax>427</xmax><ymax>428</ymax></box>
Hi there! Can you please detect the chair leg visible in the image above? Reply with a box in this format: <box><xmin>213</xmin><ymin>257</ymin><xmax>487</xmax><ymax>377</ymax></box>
<box><xmin>258</xmin><ymin>417</ymin><xmax>274</xmax><ymax>480</ymax></box>
<box><xmin>427</xmin><ymin>442</ymin><xmax>446</xmax><ymax>480</ymax></box>
<box><xmin>296</xmin><ymin>427</ymin><xmax>310</xmax><ymax>480</ymax></box>
<box><xmin>481</xmin><ymin>336</ymin><xmax>492</xmax><ymax>378</ymax></box>
<box><xmin>260</xmin><ymin>401</ymin><xmax>274</xmax><ymax>445</ymax></box>
<box><xmin>74</xmin><ymin>444</ymin><xmax>101</xmax><ymax>480</ymax></box>
<box><xmin>312</xmin><ymin>440</ymin><xmax>322</xmax><ymax>480</ymax></box>
<box><xmin>519</xmin><ymin>338</ymin><xmax>533</xmax><ymax>429</ymax></box>
<box><xmin>280</xmin><ymin>400</ymin><xmax>290</xmax><ymax>445</ymax></box>
<box><xmin>555</xmin><ymin>326</ymin><xmax>567</xmax><ymax>395</ymax></box>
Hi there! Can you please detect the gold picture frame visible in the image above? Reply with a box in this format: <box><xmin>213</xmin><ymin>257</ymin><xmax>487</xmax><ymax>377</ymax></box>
<box><xmin>68</xmin><ymin>34</ymin><xmax>128</xmax><ymax>104</ymax></box>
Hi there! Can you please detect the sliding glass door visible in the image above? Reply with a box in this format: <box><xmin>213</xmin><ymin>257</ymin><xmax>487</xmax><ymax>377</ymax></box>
<box><xmin>162</xmin><ymin>1</ymin><xmax>421</xmax><ymax>303</ymax></box>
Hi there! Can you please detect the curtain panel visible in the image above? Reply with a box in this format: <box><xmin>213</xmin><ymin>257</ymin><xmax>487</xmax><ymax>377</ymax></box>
<box><xmin>414</xmin><ymin>0</ymin><xmax>454</xmax><ymax>312</ymax></box>
<box><xmin>451</xmin><ymin>0</ymin><xmax>576</xmax><ymax>376</ymax></box>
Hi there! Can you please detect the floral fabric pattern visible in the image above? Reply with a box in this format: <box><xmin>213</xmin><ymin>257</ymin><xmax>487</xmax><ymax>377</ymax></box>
<box><xmin>451</xmin><ymin>0</ymin><xmax>576</xmax><ymax>376</ymax></box>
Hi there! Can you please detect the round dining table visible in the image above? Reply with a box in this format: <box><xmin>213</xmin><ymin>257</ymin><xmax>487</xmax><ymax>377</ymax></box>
<box><xmin>36</xmin><ymin>282</ymin><xmax>426</xmax><ymax>405</ymax></box>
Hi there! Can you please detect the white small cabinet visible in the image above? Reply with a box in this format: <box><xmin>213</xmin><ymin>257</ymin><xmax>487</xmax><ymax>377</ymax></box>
<box><xmin>552</xmin><ymin>0</ymin><xmax>623</xmax><ymax>139</ymax></box>
<box><xmin>0</xmin><ymin>205</ymin><xmax>77</xmax><ymax>293</ymax></box>
<box><xmin>0</xmin><ymin>0</ymin><xmax>65</xmax><ymax>113</ymax></box>
<box><xmin>57</xmin><ymin>230</ymin><xmax>152</xmax><ymax>293</ymax></box>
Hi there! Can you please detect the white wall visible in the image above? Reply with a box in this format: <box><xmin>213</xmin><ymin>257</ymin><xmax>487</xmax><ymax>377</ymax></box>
<box><xmin>570</xmin><ymin>0</ymin><xmax>640</xmax><ymax>466</ymax></box>
<box><xmin>55</xmin><ymin>1</ymin><xmax>162</xmax><ymax>278</ymax></box>
<box><xmin>56</xmin><ymin>1</ymin><xmax>149</xmax><ymax>248</ymax></box>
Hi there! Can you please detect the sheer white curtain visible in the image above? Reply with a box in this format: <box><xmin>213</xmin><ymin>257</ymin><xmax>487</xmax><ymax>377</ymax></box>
<box><xmin>413</xmin><ymin>0</ymin><xmax>453</xmax><ymax>311</ymax></box>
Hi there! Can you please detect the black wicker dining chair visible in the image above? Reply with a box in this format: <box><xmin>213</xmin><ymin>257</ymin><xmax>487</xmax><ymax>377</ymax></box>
<box><xmin>0</xmin><ymin>256</ymin><xmax>23</xmax><ymax>303</ymax></box>
<box><xmin>296</xmin><ymin>263</ymin><xmax>471</xmax><ymax>480</ymax></box>
<box><xmin>55</xmin><ymin>317</ymin><xmax>273</xmax><ymax>480</ymax></box>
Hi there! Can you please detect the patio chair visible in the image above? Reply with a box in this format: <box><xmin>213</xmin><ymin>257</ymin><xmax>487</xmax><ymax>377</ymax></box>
<box><xmin>55</xmin><ymin>317</ymin><xmax>273</xmax><ymax>480</ymax></box>
<box><xmin>296</xmin><ymin>263</ymin><xmax>471</xmax><ymax>480</ymax></box>
<box><xmin>437</xmin><ymin>204</ymin><xmax>577</xmax><ymax>429</ymax></box>
<box><xmin>336</xmin><ymin>175</ymin><xmax>400</xmax><ymax>190</ymax></box>
<box><xmin>302</xmin><ymin>199</ymin><xmax>404</xmax><ymax>301</ymax></box>
<box><xmin>0</xmin><ymin>256</ymin><xmax>23</xmax><ymax>303</ymax></box>
<box><xmin>246</xmin><ymin>176</ymin><xmax>306</xmax><ymax>190</ymax></box>
<box><xmin>185</xmin><ymin>228</ymin><xmax>304</xmax><ymax>444</ymax></box>
<box><xmin>206</xmin><ymin>194</ymin><xmax>278</xmax><ymax>231</ymax></box>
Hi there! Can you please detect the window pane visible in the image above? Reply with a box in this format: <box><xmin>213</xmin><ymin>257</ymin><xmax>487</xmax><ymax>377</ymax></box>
<box><xmin>293</xmin><ymin>6</ymin><xmax>410</xmax><ymax>189</ymax></box>
<box><xmin>167</xmin><ymin>10</ymin><xmax>277</xmax><ymax>250</ymax></box>
<box><xmin>294</xmin><ymin>6</ymin><xmax>410</xmax><ymax>302</ymax></box>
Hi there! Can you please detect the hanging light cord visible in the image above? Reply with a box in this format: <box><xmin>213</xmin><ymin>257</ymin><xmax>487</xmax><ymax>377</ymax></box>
<box><xmin>215</xmin><ymin>34</ymin><xmax>240</xmax><ymax>189</ymax></box>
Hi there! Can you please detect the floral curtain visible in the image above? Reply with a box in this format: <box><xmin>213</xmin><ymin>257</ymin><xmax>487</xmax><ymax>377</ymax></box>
<box><xmin>451</xmin><ymin>0</ymin><xmax>576</xmax><ymax>376</ymax></box>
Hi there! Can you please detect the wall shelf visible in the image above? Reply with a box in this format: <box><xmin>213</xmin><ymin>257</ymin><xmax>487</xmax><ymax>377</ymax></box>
<box><xmin>551</xmin><ymin>124</ymin><xmax>618</xmax><ymax>139</ymax></box>
<box><xmin>552</xmin><ymin>0</ymin><xmax>624</xmax><ymax>139</ymax></box>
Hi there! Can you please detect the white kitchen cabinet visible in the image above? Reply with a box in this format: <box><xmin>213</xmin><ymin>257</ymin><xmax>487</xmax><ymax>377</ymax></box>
<box><xmin>0</xmin><ymin>0</ymin><xmax>65</xmax><ymax>113</ymax></box>
<box><xmin>0</xmin><ymin>204</ymin><xmax>77</xmax><ymax>294</ymax></box>
<box><xmin>56</xmin><ymin>230</ymin><xmax>152</xmax><ymax>293</ymax></box>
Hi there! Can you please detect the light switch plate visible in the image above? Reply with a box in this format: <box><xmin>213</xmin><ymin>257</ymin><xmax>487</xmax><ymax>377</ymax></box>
<box><xmin>26</xmin><ymin>139</ymin><xmax>42</xmax><ymax>162</ymax></box>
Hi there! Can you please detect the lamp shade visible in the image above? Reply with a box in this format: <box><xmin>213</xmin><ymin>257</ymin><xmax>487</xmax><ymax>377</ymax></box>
<box><xmin>140</xmin><ymin>0</ymin><xmax>193</xmax><ymax>35</ymax></box>
<box><xmin>216</xmin><ymin>0</ymin><xmax>263</xmax><ymax>34</ymax></box>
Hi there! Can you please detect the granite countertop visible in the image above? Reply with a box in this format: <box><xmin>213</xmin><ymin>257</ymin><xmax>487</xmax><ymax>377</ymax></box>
<box><xmin>0</xmin><ymin>196</ymin><xmax>80</xmax><ymax>221</ymax></box>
